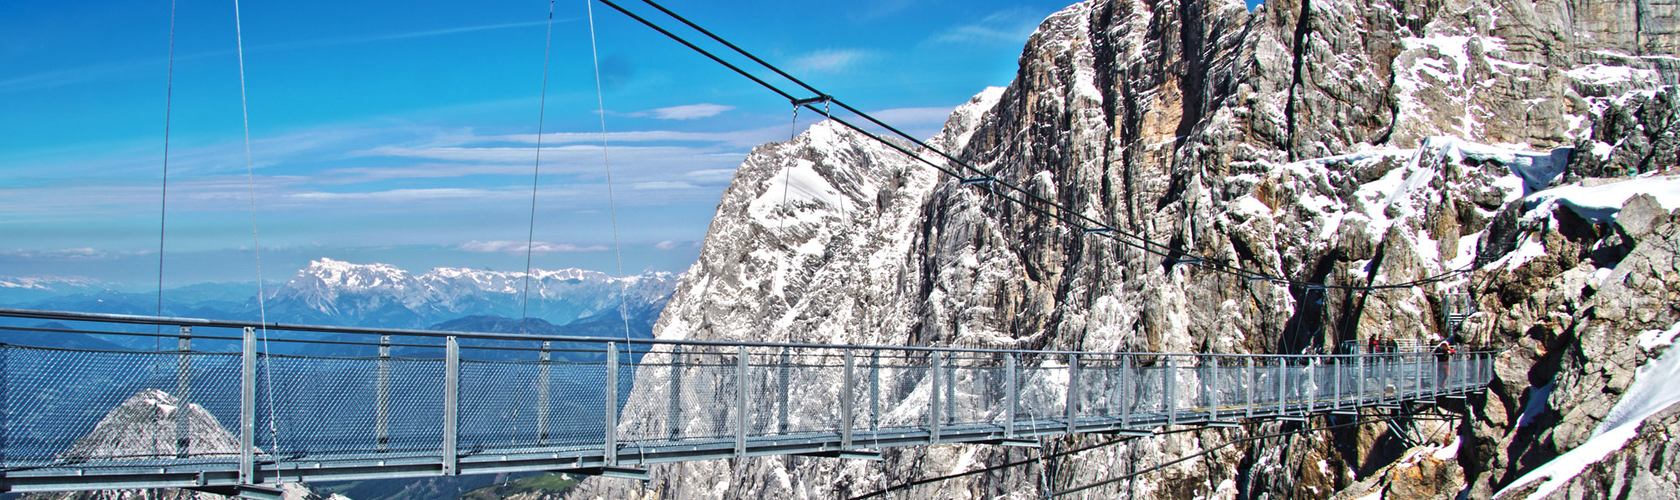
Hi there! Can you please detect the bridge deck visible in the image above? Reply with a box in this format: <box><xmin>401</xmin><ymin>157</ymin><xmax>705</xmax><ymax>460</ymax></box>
<box><xmin>0</xmin><ymin>308</ymin><xmax>1493</xmax><ymax>496</ymax></box>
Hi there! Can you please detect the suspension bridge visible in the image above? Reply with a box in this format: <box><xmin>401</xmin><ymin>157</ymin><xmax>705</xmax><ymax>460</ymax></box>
<box><xmin>0</xmin><ymin>307</ymin><xmax>1494</xmax><ymax>499</ymax></box>
<box><xmin>1</xmin><ymin>0</ymin><xmax>1508</xmax><ymax>498</ymax></box>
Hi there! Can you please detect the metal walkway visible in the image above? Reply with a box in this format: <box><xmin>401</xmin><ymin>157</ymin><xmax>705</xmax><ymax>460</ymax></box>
<box><xmin>0</xmin><ymin>308</ymin><xmax>1493</xmax><ymax>498</ymax></box>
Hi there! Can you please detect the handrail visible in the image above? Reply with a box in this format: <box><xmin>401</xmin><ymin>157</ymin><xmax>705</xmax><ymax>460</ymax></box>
<box><xmin>0</xmin><ymin>307</ymin><xmax>1503</xmax><ymax>358</ymax></box>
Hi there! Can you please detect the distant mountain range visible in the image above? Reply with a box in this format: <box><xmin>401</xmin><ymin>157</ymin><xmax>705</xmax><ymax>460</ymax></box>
<box><xmin>0</xmin><ymin>258</ymin><xmax>680</xmax><ymax>353</ymax></box>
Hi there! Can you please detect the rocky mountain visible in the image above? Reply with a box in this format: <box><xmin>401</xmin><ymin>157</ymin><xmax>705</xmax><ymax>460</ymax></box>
<box><xmin>24</xmin><ymin>389</ymin><xmax>347</xmax><ymax>500</ymax></box>
<box><xmin>259</xmin><ymin>258</ymin><xmax>678</xmax><ymax>330</ymax></box>
<box><xmin>561</xmin><ymin>0</ymin><xmax>1680</xmax><ymax>498</ymax></box>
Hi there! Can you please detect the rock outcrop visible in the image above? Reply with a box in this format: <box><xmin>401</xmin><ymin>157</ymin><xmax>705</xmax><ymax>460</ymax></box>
<box><xmin>563</xmin><ymin>0</ymin><xmax>1680</xmax><ymax>497</ymax></box>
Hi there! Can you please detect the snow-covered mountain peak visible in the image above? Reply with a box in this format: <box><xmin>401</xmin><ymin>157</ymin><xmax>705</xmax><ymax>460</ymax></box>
<box><xmin>265</xmin><ymin>258</ymin><xmax>681</xmax><ymax>328</ymax></box>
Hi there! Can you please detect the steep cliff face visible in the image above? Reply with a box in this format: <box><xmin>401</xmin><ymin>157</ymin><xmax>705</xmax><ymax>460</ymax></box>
<box><xmin>565</xmin><ymin>0</ymin><xmax>1679</xmax><ymax>497</ymax></box>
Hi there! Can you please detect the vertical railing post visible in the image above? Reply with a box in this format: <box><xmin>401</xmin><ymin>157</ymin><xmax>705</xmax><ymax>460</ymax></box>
<box><xmin>1333</xmin><ymin>354</ymin><xmax>1342</xmax><ymax>409</ymax></box>
<box><xmin>667</xmin><ymin>345</ymin><xmax>683</xmax><ymax>440</ymax></box>
<box><xmin>1066</xmin><ymin>353</ymin><xmax>1079</xmax><ymax>434</ymax></box>
<box><xmin>1207</xmin><ymin>356</ymin><xmax>1219</xmax><ymax>421</ymax></box>
<box><xmin>1417</xmin><ymin>352</ymin><xmax>1426</xmax><ymax>400</ymax></box>
<box><xmin>735</xmin><ymin>345</ymin><xmax>747</xmax><ymax>459</ymax></box>
<box><xmin>778</xmin><ymin>348</ymin><xmax>791</xmax><ymax>435</ymax></box>
<box><xmin>1275</xmin><ymin>356</ymin><xmax>1286</xmax><ymax>416</ymax></box>
<box><xmin>1165</xmin><ymin>357</ymin><xmax>1177</xmax><ymax>427</ymax></box>
<box><xmin>1004</xmin><ymin>353</ymin><xmax>1018</xmax><ymax>438</ymax></box>
<box><xmin>1120</xmin><ymin>354</ymin><xmax>1131</xmax><ymax>427</ymax></box>
<box><xmin>1307</xmin><ymin>357</ymin><xmax>1318</xmax><ymax>412</ymax></box>
<box><xmin>1245</xmin><ymin>356</ymin><xmax>1255</xmax><ymax>419</ymax></box>
<box><xmin>1356</xmin><ymin>354</ymin><xmax>1366</xmax><ymax>407</ymax></box>
<box><xmin>175</xmin><ymin>326</ymin><xmax>192</xmax><ymax>458</ymax></box>
<box><xmin>945</xmin><ymin>355</ymin><xmax>956</xmax><ymax>428</ymax></box>
<box><xmin>443</xmin><ymin>336</ymin><xmax>459</xmax><ymax>475</ymax></box>
<box><xmin>870</xmin><ymin>351</ymin><xmax>880</xmax><ymax>432</ymax></box>
<box><xmin>377</xmin><ymin>334</ymin><xmax>390</xmax><ymax>453</ymax></box>
<box><xmin>604</xmin><ymin>342</ymin><xmax>619</xmax><ymax>466</ymax></box>
<box><xmin>537</xmin><ymin>341</ymin><xmax>551</xmax><ymax>446</ymax></box>
<box><xmin>929</xmin><ymin>351</ymin><xmax>942</xmax><ymax>443</ymax></box>
<box><xmin>842</xmin><ymin>348</ymin><xmax>855</xmax><ymax>450</ymax></box>
<box><xmin>239</xmin><ymin>327</ymin><xmax>256</xmax><ymax>484</ymax></box>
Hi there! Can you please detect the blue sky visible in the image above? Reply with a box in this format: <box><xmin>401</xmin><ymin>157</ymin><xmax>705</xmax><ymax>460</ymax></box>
<box><xmin>2</xmin><ymin>0</ymin><xmax>1081</xmax><ymax>288</ymax></box>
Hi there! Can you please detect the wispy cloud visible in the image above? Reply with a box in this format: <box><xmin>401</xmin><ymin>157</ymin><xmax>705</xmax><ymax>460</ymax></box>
<box><xmin>792</xmin><ymin>49</ymin><xmax>874</xmax><ymax>74</ymax></box>
<box><xmin>633</xmin><ymin>181</ymin><xmax>699</xmax><ymax>190</ymax></box>
<box><xmin>868</xmin><ymin>106</ymin><xmax>959</xmax><ymax>126</ymax></box>
<box><xmin>926</xmin><ymin>8</ymin><xmax>1047</xmax><ymax>46</ymax></box>
<box><xmin>0</xmin><ymin>247</ymin><xmax>115</xmax><ymax>260</ymax></box>
<box><xmin>627</xmin><ymin>103</ymin><xmax>735</xmax><ymax>120</ymax></box>
<box><xmin>653</xmin><ymin>240</ymin><xmax>681</xmax><ymax>250</ymax></box>
<box><xmin>459</xmin><ymin>240</ymin><xmax>609</xmax><ymax>253</ymax></box>
<box><xmin>488</xmin><ymin>125</ymin><xmax>789</xmax><ymax>148</ymax></box>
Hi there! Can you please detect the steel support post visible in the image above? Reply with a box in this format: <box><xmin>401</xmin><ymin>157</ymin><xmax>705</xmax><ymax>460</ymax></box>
<box><xmin>1415</xmin><ymin>353</ymin><xmax>1424</xmax><ymax>400</ymax></box>
<box><xmin>176</xmin><ymin>326</ymin><xmax>192</xmax><ymax>458</ymax></box>
<box><xmin>1307</xmin><ymin>358</ymin><xmax>1318</xmax><ymax>412</ymax></box>
<box><xmin>842</xmin><ymin>349</ymin><xmax>855</xmax><ymax>450</ymax></box>
<box><xmin>1166</xmin><ymin>357</ymin><xmax>1177</xmax><ymax>427</ymax></box>
<box><xmin>1120</xmin><ymin>354</ymin><xmax>1131</xmax><ymax>427</ymax></box>
<box><xmin>778</xmin><ymin>348</ymin><xmax>791</xmax><ymax>435</ymax></box>
<box><xmin>1275</xmin><ymin>356</ymin><xmax>1286</xmax><ymax>416</ymax></box>
<box><xmin>1067</xmin><ymin>354</ymin><xmax>1080</xmax><ymax>434</ymax></box>
<box><xmin>1333</xmin><ymin>356</ymin><xmax>1341</xmax><ymax>409</ymax></box>
<box><xmin>538</xmin><ymin>341</ymin><xmax>551</xmax><ymax>445</ymax></box>
<box><xmin>1208</xmin><ymin>357</ymin><xmax>1219</xmax><ymax>421</ymax></box>
<box><xmin>1357</xmin><ymin>355</ymin><xmax>1366</xmax><ymax>407</ymax></box>
<box><xmin>605</xmin><ymin>342</ymin><xmax>619</xmax><ymax>466</ymax></box>
<box><xmin>1005</xmin><ymin>353</ymin><xmax>1017</xmax><ymax>438</ymax></box>
<box><xmin>870</xmin><ymin>351</ymin><xmax>880</xmax><ymax>431</ymax></box>
<box><xmin>443</xmin><ymin>336</ymin><xmax>459</xmax><ymax>475</ymax></box>
<box><xmin>1245</xmin><ymin>357</ymin><xmax>1255</xmax><ymax>419</ymax></box>
<box><xmin>735</xmin><ymin>345</ymin><xmax>747</xmax><ymax>459</ymax></box>
<box><xmin>377</xmin><ymin>335</ymin><xmax>391</xmax><ymax>453</ymax></box>
<box><xmin>239</xmin><ymin>327</ymin><xmax>256</xmax><ymax>485</ymax></box>
<box><xmin>929</xmin><ymin>351</ymin><xmax>942</xmax><ymax>443</ymax></box>
<box><xmin>945</xmin><ymin>356</ymin><xmax>956</xmax><ymax>428</ymax></box>
<box><xmin>668</xmin><ymin>345</ymin><xmax>683</xmax><ymax>440</ymax></box>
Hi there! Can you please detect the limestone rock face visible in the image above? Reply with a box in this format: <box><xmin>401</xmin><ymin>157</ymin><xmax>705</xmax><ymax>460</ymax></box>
<box><xmin>562</xmin><ymin>0</ymin><xmax>1679</xmax><ymax>498</ymax></box>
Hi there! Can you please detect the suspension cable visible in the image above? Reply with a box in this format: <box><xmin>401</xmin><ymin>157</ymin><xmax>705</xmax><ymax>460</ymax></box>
<box><xmin>585</xmin><ymin>0</ymin><xmax>634</xmax><ymax>353</ymax></box>
<box><xmin>231</xmin><ymin>0</ymin><xmax>282</xmax><ymax>468</ymax></box>
<box><xmin>520</xmin><ymin>0</ymin><xmax>559</xmax><ymax>336</ymax></box>
<box><xmin>591</xmin><ymin>0</ymin><xmax>1474</xmax><ymax>293</ymax></box>
<box><xmin>156</xmin><ymin>0</ymin><xmax>177</xmax><ymax>331</ymax></box>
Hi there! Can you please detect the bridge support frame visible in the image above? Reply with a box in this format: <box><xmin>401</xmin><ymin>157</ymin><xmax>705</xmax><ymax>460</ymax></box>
<box><xmin>929</xmin><ymin>351</ymin><xmax>942</xmax><ymax>443</ymax></box>
<box><xmin>377</xmin><ymin>334</ymin><xmax>391</xmax><ymax>453</ymax></box>
<box><xmin>667</xmin><ymin>345</ymin><xmax>683</xmax><ymax>440</ymax></box>
<box><xmin>735</xmin><ymin>345</ymin><xmax>747</xmax><ymax>459</ymax></box>
<box><xmin>841</xmin><ymin>349</ymin><xmax>855</xmax><ymax>450</ymax></box>
<box><xmin>239</xmin><ymin>327</ymin><xmax>256</xmax><ymax>485</ymax></box>
<box><xmin>1066</xmin><ymin>354</ymin><xmax>1079</xmax><ymax>434</ymax></box>
<box><xmin>176</xmin><ymin>326</ymin><xmax>192</xmax><ymax>458</ymax></box>
<box><xmin>443</xmin><ymin>336</ymin><xmax>459</xmax><ymax>475</ymax></box>
<box><xmin>1245</xmin><ymin>357</ymin><xmax>1255</xmax><ymax>419</ymax></box>
<box><xmin>1004</xmin><ymin>353</ymin><xmax>1017</xmax><ymax>439</ymax></box>
<box><xmin>605</xmin><ymin>342</ymin><xmax>619</xmax><ymax>467</ymax></box>
<box><xmin>538</xmin><ymin>341</ymin><xmax>551</xmax><ymax>445</ymax></box>
<box><xmin>1166</xmin><ymin>357</ymin><xmax>1177</xmax><ymax>427</ymax></box>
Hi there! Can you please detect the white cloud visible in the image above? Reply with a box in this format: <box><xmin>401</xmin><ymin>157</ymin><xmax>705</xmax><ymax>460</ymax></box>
<box><xmin>632</xmin><ymin>103</ymin><xmax>735</xmax><ymax>120</ymax></box>
<box><xmin>792</xmin><ymin>49</ymin><xmax>874</xmax><ymax>73</ymax></box>
<box><xmin>654</xmin><ymin>240</ymin><xmax>680</xmax><ymax>250</ymax></box>
<box><xmin>868</xmin><ymin>106</ymin><xmax>959</xmax><ymax>126</ymax></box>
<box><xmin>926</xmin><ymin>8</ymin><xmax>1047</xmax><ymax>46</ymax></box>
<box><xmin>459</xmin><ymin>240</ymin><xmax>610</xmax><ymax>253</ymax></box>
<box><xmin>633</xmin><ymin>181</ymin><xmax>700</xmax><ymax>190</ymax></box>
<box><xmin>685</xmin><ymin>168</ymin><xmax>737</xmax><ymax>183</ymax></box>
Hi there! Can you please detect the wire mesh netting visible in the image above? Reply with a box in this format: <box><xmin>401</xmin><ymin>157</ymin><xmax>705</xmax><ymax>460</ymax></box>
<box><xmin>0</xmin><ymin>327</ymin><xmax>1501</xmax><ymax>478</ymax></box>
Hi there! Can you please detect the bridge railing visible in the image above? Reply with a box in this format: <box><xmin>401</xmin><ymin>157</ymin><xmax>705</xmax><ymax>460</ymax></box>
<box><xmin>0</xmin><ymin>307</ymin><xmax>1497</xmax><ymax>491</ymax></box>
